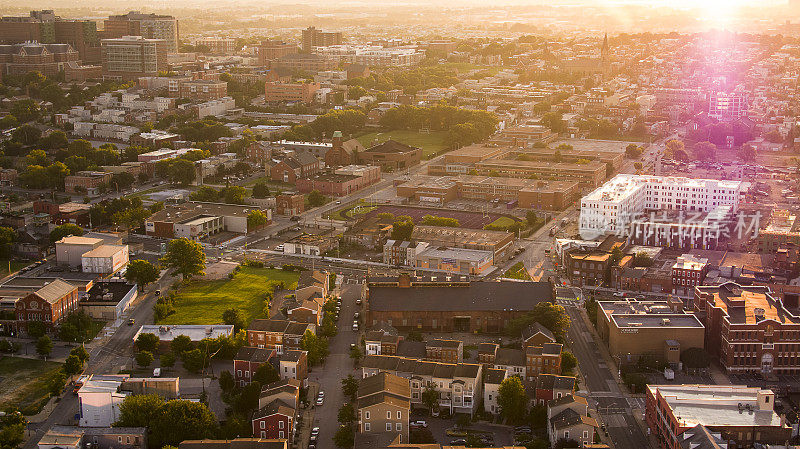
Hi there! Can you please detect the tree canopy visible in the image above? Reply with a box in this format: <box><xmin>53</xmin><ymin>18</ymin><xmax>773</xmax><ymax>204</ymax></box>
<box><xmin>160</xmin><ymin>238</ymin><xmax>207</xmax><ymax>280</ymax></box>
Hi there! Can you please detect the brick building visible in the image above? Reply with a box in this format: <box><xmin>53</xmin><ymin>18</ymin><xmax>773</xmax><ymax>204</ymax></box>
<box><xmin>356</xmin><ymin>372</ymin><xmax>410</xmax><ymax>443</ymax></box>
<box><xmin>671</xmin><ymin>255</ymin><xmax>709</xmax><ymax>297</ymax></box>
<box><xmin>694</xmin><ymin>282</ymin><xmax>800</xmax><ymax>375</ymax></box>
<box><xmin>424</xmin><ymin>339</ymin><xmax>463</xmax><ymax>363</ymax></box>
<box><xmin>324</xmin><ymin>131</ymin><xmax>364</xmax><ymax>167</ymax></box>
<box><xmin>257</xmin><ymin>40</ymin><xmax>299</xmax><ymax>66</ymax></box>
<box><xmin>64</xmin><ymin>171</ymin><xmax>113</xmax><ymax>195</ymax></box>
<box><xmin>4</xmin><ymin>278</ymin><xmax>80</xmax><ymax>333</ymax></box>
<box><xmin>0</xmin><ymin>42</ymin><xmax>79</xmax><ymax>77</ymax></box>
<box><xmin>364</xmin><ymin>274</ymin><xmax>554</xmax><ymax>333</ymax></box>
<box><xmin>233</xmin><ymin>346</ymin><xmax>276</xmax><ymax>387</ymax></box>
<box><xmin>100</xmin><ymin>36</ymin><xmax>168</xmax><ymax>81</ymax></box>
<box><xmin>264</xmin><ymin>81</ymin><xmax>320</xmax><ymax>104</ymax></box>
<box><xmin>295</xmin><ymin>165</ymin><xmax>380</xmax><ymax>197</ymax></box>
<box><xmin>178</xmin><ymin>79</ymin><xmax>227</xmax><ymax>101</ymax></box>
<box><xmin>246</xmin><ymin>319</ymin><xmax>311</xmax><ymax>355</ymax></box>
<box><xmin>646</xmin><ymin>385</ymin><xmax>791</xmax><ymax>449</ymax></box>
<box><xmin>269</xmin><ymin>153</ymin><xmax>320</xmax><ymax>184</ymax></box>
<box><xmin>275</xmin><ymin>194</ymin><xmax>304</xmax><ymax>216</ymax></box>
<box><xmin>358</xmin><ymin>140</ymin><xmax>422</xmax><ymax>171</ymax></box>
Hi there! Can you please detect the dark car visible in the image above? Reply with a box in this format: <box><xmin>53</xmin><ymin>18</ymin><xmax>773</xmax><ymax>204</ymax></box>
<box><xmin>450</xmin><ymin>439</ymin><xmax>467</xmax><ymax>445</ymax></box>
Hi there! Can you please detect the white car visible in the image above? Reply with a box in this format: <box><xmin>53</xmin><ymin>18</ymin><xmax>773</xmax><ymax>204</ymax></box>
<box><xmin>311</xmin><ymin>427</ymin><xmax>320</xmax><ymax>436</ymax></box>
<box><xmin>411</xmin><ymin>420</ymin><xmax>428</xmax><ymax>428</ymax></box>
<box><xmin>352</xmin><ymin>323</ymin><xmax>359</xmax><ymax>331</ymax></box>
<box><xmin>275</xmin><ymin>245</ymin><xmax>284</xmax><ymax>251</ymax></box>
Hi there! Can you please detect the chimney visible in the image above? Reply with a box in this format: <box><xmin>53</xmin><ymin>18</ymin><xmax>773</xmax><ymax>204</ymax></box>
<box><xmin>757</xmin><ymin>390</ymin><xmax>774</xmax><ymax>411</ymax></box>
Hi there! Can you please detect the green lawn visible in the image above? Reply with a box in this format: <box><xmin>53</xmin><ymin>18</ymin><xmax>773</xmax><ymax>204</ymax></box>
<box><xmin>503</xmin><ymin>262</ymin><xmax>532</xmax><ymax>281</ymax></box>
<box><xmin>159</xmin><ymin>267</ymin><xmax>300</xmax><ymax>326</ymax></box>
<box><xmin>0</xmin><ymin>356</ymin><xmax>64</xmax><ymax>415</ymax></box>
<box><xmin>488</xmin><ymin>216</ymin><xmax>518</xmax><ymax>228</ymax></box>
<box><xmin>0</xmin><ymin>260</ymin><xmax>32</xmax><ymax>279</ymax></box>
<box><xmin>324</xmin><ymin>201</ymin><xmax>376</xmax><ymax>221</ymax></box>
<box><xmin>357</xmin><ymin>130</ymin><xmax>449</xmax><ymax>158</ymax></box>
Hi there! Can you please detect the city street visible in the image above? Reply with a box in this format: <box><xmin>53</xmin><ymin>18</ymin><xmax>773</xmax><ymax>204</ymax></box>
<box><xmin>309</xmin><ymin>282</ymin><xmax>361</xmax><ymax>449</ymax></box>
<box><xmin>565</xmin><ymin>306</ymin><xmax>651</xmax><ymax>449</ymax></box>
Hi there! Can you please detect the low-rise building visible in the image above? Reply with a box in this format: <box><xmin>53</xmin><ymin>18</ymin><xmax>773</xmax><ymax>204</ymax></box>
<box><xmin>358</xmin><ymin>140</ymin><xmax>422</xmax><ymax>171</ymax></box>
<box><xmin>264</xmin><ymin>81</ymin><xmax>320</xmax><ymax>104</ymax></box>
<box><xmin>424</xmin><ymin>339</ymin><xmax>463</xmax><ymax>363</ymax></box>
<box><xmin>672</xmin><ymin>255</ymin><xmax>709</xmax><ymax>297</ymax></box>
<box><xmin>80</xmin><ymin>281</ymin><xmax>137</xmax><ymax>320</ymax></box>
<box><xmin>77</xmin><ymin>375</ymin><xmax>179</xmax><ymax>427</ymax></box>
<box><xmin>246</xmin><ymin>319</ymin><xmax>312</xmax><ymax>354</ymax></box>
<box><xmin>2</xmin><ymin>278</ymin><xmax>80</xmax><ymax>333</ymax></box>
<box><xmin>64</xmin><ymin>171</ymin><xmax>113</xmax><ymax>195</ymax></box>
<box><xmin>178</xmin><ymin>79</ymin><xmax>227</xmax><ymax>100</ymax></box>
<box><xmin>145</xmin><ymin>202</ymin><xmax>271</xmax><ymax>239</ymax></box>
<box><xmin>535</xmin><ymin>374</ymin><xmax>576</xmax><ymax>406</ymax></box>
<box><xmin>275</xmin><ymin>194</ymin><xmax>304</xmax><ymax>216</ymax></box>
<box><xmin>410</xmin><ymin>226</ymin><xmax>515</xmax><ymax>263</ymax></box>
<box><xmin>269</xmin><ymin>153</ymin><xmax>321</xmax><ymax>184</ymax></box>
<box><xmin>596</xmin><ymin>300</ymin><xmax>704</xmax><ymax>365</ymax></box>
<box><xmin>357</xmin><ymin>372</ymin><xmax>411</xmax><ymax>443</ymax></box>
<box><xmin>278</xmin><ymin>349</ymin><xmax>308</xmax><ymax>386</ymax></box>
<box><xmin>179</xmin><ymin>439</ymin><xmax>286</xmax><ymax>449</ymax></box>
<box><xmin>413</xmin><ymin>246</ymin><xmax>494</xmax><ymax>275</ymax></box>
<box><xmin>360</xmin><ymin>355</ymin><xmax>483</xmax><ymax>415</ymax></box>
<box><xmin>81</xmin><ymin>244</ymin><xmax>129</xmax><ymax>274</ymax></box>
<box><xmin>132</xmin><ymin>325</ymin><xmax>234</xmax><ymax>352</ymax></box>
<box><xmin>382</xmin><ymin>240</ymin><xmax>429</xmax><ymax>267</ymax></box>
<box><xmin>233</xmin><ymin>346</ymin><xmax>277</xmax><ymax>387</ymax></box>
<box><xmin>283</xmin><ymin>234</ymin><xmax>338</xmax><ymax>257</ymax></box>
<box><xmin>38</xmin><ymin>426</ymin><xmax>147</xmax><ymax>449</ymax></box>
<box><xmin>547</xmin><ymin>395</ymin><xmax>597</xmax><ymax>448</ymax></box>
<box><xmin>645</xmin><ymin>385</ymin><xmax>791</xmax><ymax>449</ymax></box>
<box><xmin>482</xmin><ymin>368</ymin><xmax>507</xmax><ymax>416</ymax></box>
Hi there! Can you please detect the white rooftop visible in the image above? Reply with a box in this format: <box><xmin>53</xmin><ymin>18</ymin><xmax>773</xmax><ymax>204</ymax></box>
<box><xmin>133</xmin><ymin>324</ymin><xmax>234</xmax><ymax>342</ymax></box>
<box><xmin>649</xmin><ymin>384</ymin><xmax>783</xmax><ymax>428</ymax></box>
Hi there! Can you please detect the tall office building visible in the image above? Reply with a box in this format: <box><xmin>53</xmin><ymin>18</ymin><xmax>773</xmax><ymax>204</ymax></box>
<box><xmin>101</xmin><ymin>36</ymin><xmax>167</xmax><ymax>81</ymax></box>
<box><xmin>0</xmin><ymin>10</ymin><xmax>101</xmax><ymax>63</ymax></box>
<box><xmin>708</xmin><ymin>91</ymin><xmax>748</xmax><ymax>120</ymax></box>
<box><xmin>104</xmin><ymin>12</ymin><xmax>179</xmax><ymax>54</ymax></box>
<box><xmin>301</xmin><ymin>26</ymin><xmax>342</xmax><ymax>52</ymax></box>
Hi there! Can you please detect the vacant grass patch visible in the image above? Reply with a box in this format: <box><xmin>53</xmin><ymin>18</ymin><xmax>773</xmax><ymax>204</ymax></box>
<box><xmin>488</xmin><ymin>216</ymin><xmax>518</xmax><ymax>228</ymax></box>
<box><xmin>159</xmin><ymin>267</ymin><xmax>300</xmax><ymax>326</ymax></box>
<box><xmin>0</xmin><ymin>260</ymin><xmax>32</xmax><ymax>278</ymax></box>
<box><xmin>503</xmin><ymin>262</ymin><xmax>532</xmax><ymax>281</ymax></box>
<box><xmin>0</xmin><ymin>356</ymin><xmax>63</xmax><ymax>415</ymax></box>
<box><xmin>356</xmin><ymin>130</ymin><xmax>449</xmax><ymax>158</ymax></box>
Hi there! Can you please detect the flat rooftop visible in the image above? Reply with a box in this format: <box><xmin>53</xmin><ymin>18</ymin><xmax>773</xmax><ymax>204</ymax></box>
<box><xmin>133</xmin><ymin>324</ymin><xmax>234</xmax><ymax>342</ymax></box>
<box><xmin>82</xmin><ymin>244</ymin><xmax>126</xmax><ymax>258</ymax></box>
<box><xmin>411</xmin><ymin>225</ymin><xmax>512</xmax><ymax>246</ymax></box>
<box><xmin>649</xmin><ymin>384</ymin><xmax>784</xmax><ymax>428</ymax></box>
<box><xmin>416</xmin><ymin>246</ymin><xmax>493</xmax><ymax>262</ymax></box>
<box><xmin>698</xmin><ymin>283</ymin><xmax>800</xmax><ymax>325</ymax></box>
<box><xmin>148</xmin><ymin>202</ymin><xmax>265</xmax><ymax>223</ymax></box>
<box><xmin>598</xmin><ymin>300</ymin><xmax>677</xmax><ymax>316</ymax></box>
<box><xmin>551</xmin><ymin>138</ymin><xmax>640</xmax><ymax>154</ymax></box>
<box><xmin>611</xmin><ymin>313</ymin><xmax>704</xmax><ymax>329</ymax></box>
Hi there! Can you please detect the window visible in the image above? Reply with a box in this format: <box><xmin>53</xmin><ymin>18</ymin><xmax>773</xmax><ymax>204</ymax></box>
<box><xmin>260</xmin><ymin>432</ymin><xmax>265</xmax><ymax>438</ymax></box>
<box><xmin>396</xmin><ymin>423</ymin><xmax>402</xmax><ymax>431</ymax></box>
<box><xmin>279</xmin><ymin>431</ymin><xmax>284</xmax><ymax>439</ymax></box>
<box><xmin>564</xmin><ymin>431</ymin><xmax>569</xmax><ymax>439</ymax></box>
<box><xmin>364</xmin><ymin>423</ymin><xmax>370</xmax><ymax>432</ymax></box>
<box><xmin>386</xmin><ymin>423</ymin><xmax>392</xmax><ymax>431</ymax></box>
<box><xmin>583</xmin><ymin>430</ymin><xmax>588</xmax><ymax>439</ymax></box>
<box><xmin>397</xmin><ymin>411</ymin><xmax>402</xmax><ymax>419</ymax></box>
<box><xmin>365</xmin><ymin>411</ymin><xmax>370</xmax><ymax>420</ymax></box>
<box><xmin>279</xmin><ymin>421</ymin><xmax>284</xmax><ymax>429</ymax></box>
<box><xmin>387</xmin><ymin>411</ymin><xmax>391</xmax><ymax>419</ymax></box>
<box><xmin>260</xmin><ymin>421</ymin><xmax>265</xmax><ymax>429</ymax></box>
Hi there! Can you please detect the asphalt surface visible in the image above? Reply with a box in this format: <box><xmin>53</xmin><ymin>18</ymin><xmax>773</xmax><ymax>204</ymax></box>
<box><xmin>565</xmin><ymin>306</ymin><xmax>654</xmax><ymax>449</ymax></box>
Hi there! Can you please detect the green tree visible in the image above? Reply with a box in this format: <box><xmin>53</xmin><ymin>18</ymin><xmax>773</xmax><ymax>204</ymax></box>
<box><xmin>497</xmin><ymin>376</ymin><xmax>528</xmax><ymax>424</ymax></box>
<box><xmin>70</xmin><ymin>345</ymin><xmax>90</xmax><ymax>362</ymax></box>
<box><xmin>252</xmin><ymin>182</ymin><xmax>270</xmax><ymax>198</ymax></box>
<box><xmin>50</xmin><ymin>223</ymin><xmax>84</xmax><ymax>243</ymax></box>
<box><xmin>341</xmin><ymin>374</ymin><xmax>359</xmax><ymax>401</ymax></box>
<box><xmin>125</xmin><ymin>260</ymin><xmax>160</xmax><ymax>291</ymax></box>
<box><xmin>161</xmin><ymin>351</ymin><xmax>176</xmax><ymax>368</ymax></box>
<box><xmin>63</xmin><ymin>354</ymin><xmax>84</xmax><ymax>376</ymax></box>
<box><xmin>0</xmin><ymin>411</ymin><xmax>26</xmax><ymax>449</ymax></box>
<box><xmin>0</xmin><ymin>227</ymin><xmax>16</xmax><ymax>258</ymax></box>
<box><xmin>36</xmin><ymin>335</ymin><xmax>53</xmax><ymax>358</ymax></box>
<box><xmin>169</xmin><ymin>158</ymin><xmax>197</xmax><ymax>186</ymax></box>
<box><xmin>300</xmin><ymin>330</ymin><xmax>329</xmax><ymax>366</ymax></box>
<box><xmin>27</xmin><ymin>321</ymin><xmax>46</xmax><ymax>338</ymax></box>
<box><xmin>25</xmin><ymin>149</ymin><xmax>49</xmax><ymax>166</ymax></box>
<box><xmin>247</xmin><ymin>209</ymin><xmax>269</xmax><ymax>230</ymax></box>
<box><xmin>625</xmin><ymin>144</ymin><xmax>643</xmax><ymax>159</ymax></box>
<box><xmin>235</xmin><ymin>380</ymin><xmax>262</xmax><ymax>413</ymax></box>
<box><xmin>221</xmin><ymin>186</ymin><xmax>247</xmax><ymax>204</ymax></box>
<box><xmin>136</xmin><ymin>351</ymin><xmax>154</xmax><ymax>367</ymax></box>
<box><xmin>349</xmin><ymin>346</ymin><xmax>362</xmax><ymax>365</ymax></box>
<box><xmin>181</xmin><ymin>348</ymin><xmax>207</xmax><ymax>373</ymax></box>
<box><xmin>49</xmin><ymin>371</ymin><xmax>66</xmax><ymax>397</ymax></box>
<box><xmin>11</xmin><ymin>124</ymin><xmax>41</xmax><ymax>144</ymax></box>
<box><xmin>681</xmin><ymin>347</ymin><xmax>710</xmax><ymax>372</ymax></box>
<box><xmin>337</xmin><ymin>402</ymin><xmax>356</xmax><ymax>425</ymax></box>
<box><xmin>115</xmin><ymin>394</ymin><xmax>164</xmax><ymax>427</ymax></box>
<box><xmin>633</xmin><ymin>252</ymin><xmax>653</xmax><ymax>267</ymax></box>
<box><xmin>307</xmin><ymin>189</ymin><xmax>326</xmax><ymax>207</ymax></box>
<box><xmin>252</xmin><ymin>363</ymin><xmax>280</xmax><ymax>385</ymax></box>
<box><xmin>694</xmin><ymin>141</ymin><xmax>717</xmax><ymax>161</ymax></box>
<box><xmin>160</xmin><ymin>238</ymin><xmax>206</xmax><ymax>280</ymax></box>
<box><xmin>116</xmin><ymin>396</ymin><xmax>218</xmax><ymax>448</ymax></box>
<box><xmin>421</xmin><ymin>385</ymin><xmax>439</xmax><ymax>413</ymax></box>
<box><xmin>222</xmin><ymin>308</ymin><xmax>245</xmax><ymax>332</ymax></box>
<box><xmin>218</xmin><ymin>370</ymin><xmax>235</xmax><ymax>392</ymax></box>
<box><xmin>171</xmin><ymin>335</ymin><xmax>194</xmax><ymax>354</ymax></box>
<box><xmin>333</xmin><ymin>425</ymin><xmax>354</xmax><ymax>449</ymax></box>
<box><xmin>561</xmin><ymin>351</ymin><xmax>577</xmax><ymax>374</ymax></box>
<box><xmin>390</xmin><ymin>216</ymin><xmax>414</xmax><ymax>241</ymax></box>
<box><xmin>135</xmin><ymin>333</ymin><xmax>160</xmax><ymax>352</ymax></box>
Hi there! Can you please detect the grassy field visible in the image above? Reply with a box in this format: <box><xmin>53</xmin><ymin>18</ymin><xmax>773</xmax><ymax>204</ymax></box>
<box><xmin>159</xmin><ymin>267</ymin><xmax>300</xmax><ymax>326</ymax></box>
<box><xmin>488</xmin><ymin>216</ymin><xmax>518</xmax><ymax>228</ymax></box>
<box><xmin>356</xmin><ymin>130</ymin><xmax>449</xmax><ymax>158</ymax></box>
<box><xmin>324</xmin><ymin>201</ymin><xmax>377</xmax><ymax>221</ymax></box>
<box><xmin>503</xmin><ymin>262</ymin><xmax>532</xmax><ymax>281</ymax></box>
<box><xmin>0</xmin><ymin>260</ymin><xmax>32</xmax><ymax>279</ymax></box>
<box><xmin>0</xmin><ymin>356</ymin><xmax>64</xmax><ymax>415</ymax></box>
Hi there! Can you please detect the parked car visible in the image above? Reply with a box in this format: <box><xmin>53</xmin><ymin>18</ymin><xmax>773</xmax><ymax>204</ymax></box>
<box><xmin>316</xmin><ymin>396</ymin><xmax>324</xmax><ymax>406</ymax></box>
<box><xmin>352</xmin><ymin>323</ymin><xmax>359</xmax><ymax>331</ymax></box>
<box><xmin>411</xmin><ymin>420</ymin><xmax>428</xmax><ymax>428</ymax></box>
<box><xmin>311</xmin><ymin>427</ymin><xmax>320</xmax><ymax>436</ymax></box>
<box><xmin>275</xmin><ymin>244</ymin><xmax>284</xmax><ymax>251</ymax></box>
<box><xmin>356</xmin><ymin>299</ymin><xmax>362</xmax><ymax>305</ymax></box>
<box><xmin>450</xmin><ymin>440</ymin><xmax>467</xmax><ymax>445</ymax></box>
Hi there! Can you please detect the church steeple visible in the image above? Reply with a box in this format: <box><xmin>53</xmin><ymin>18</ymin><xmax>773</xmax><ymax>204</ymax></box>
<box><xmin>601</xmin><ymin>32</ymin><xmax>609</xmax><ymax>61</ymax></box>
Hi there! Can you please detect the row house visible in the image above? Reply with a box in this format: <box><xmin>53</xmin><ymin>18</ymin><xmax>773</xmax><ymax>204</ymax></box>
<box><xmin>360</xmin><ymin>354</ymin><xmax>483</xmax><ymax>416</ymax></box>
<box><xmin>232</xmin><ymin>346</ymin><xmax>276</xmax><ymax>387</ymax></box>
<box><xmin>425</xmin><ymin>339</ymin><xmax>463</xmax><ymax>363</ymax></box>
<box><xmin>479</xmin><ymin>341</ymin><xmax>563</xmax><ymax>383</ymax></box>
<box><xmin>246</xmin><ymin>319</ymin><xmax>311</xmax><ymax>355</ymax></box>
<box><xmin>356</xmin><ymin>372</ymin><xmax>411</xmax><ymax>443</ymax></box>
<box><xmin>482</xmin><ymin>368</ymin><xmax>507</xmax><ymax>416</ymax></box>
<box><xmin>252</xmin><ymin>378</ymin><xmax>302</xmax><ymax>442</ymax></box>
<box><xmin>269</xmin><ymin>152</ymin><xmax>321</xmax><ymax>184</ymax></box>
<box><xmin>365</xmin><ymin>330</ymin><xmax>402</xmax><ymax>356</ymax></box>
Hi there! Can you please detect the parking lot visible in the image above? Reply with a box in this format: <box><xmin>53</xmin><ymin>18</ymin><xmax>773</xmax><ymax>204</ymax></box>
<box><xmin>412</xmin><ymin>413</ymin><xmax>516</xmax><ymax>447</ymax></box>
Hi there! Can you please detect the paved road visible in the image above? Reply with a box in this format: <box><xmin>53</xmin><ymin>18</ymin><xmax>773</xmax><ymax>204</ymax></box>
<box><xmin>308</xmin><ymin>282</ymin><xmax>361</xmax><ymax>449</ymax></box>
<box><xmin>23</xmin><ymin>272</ymin><xmax>175</xmax><ymax>449</ymax></box>
<box><xmin>565</xmin><ymin>306</ymin><xmax>653</xmax><ymax>449</ymax></box>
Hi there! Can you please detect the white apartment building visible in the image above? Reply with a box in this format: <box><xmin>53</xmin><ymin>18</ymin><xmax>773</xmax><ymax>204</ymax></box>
<box><xmin>579</xmin><ymin>174</ymin><xmax>744</xmax><ymax>240</ymax></box>
<box><xmin>709</xmin><ymin>91</ymin><xmax>749</xmax><ymax>120</ymax></box>
<box><xmin>314</xmin><ymin>45</ymin><xmax>425</xmax><ymax>67</ymax></box>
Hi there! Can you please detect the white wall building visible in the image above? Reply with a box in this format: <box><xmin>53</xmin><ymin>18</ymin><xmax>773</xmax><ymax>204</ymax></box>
<box><xmin>579</xmin><ymin>174</ymin><xmax>744</xmax><ymax>240</ymax></box>
<box><xmin>77</xmin><ymin>376</ymin><xmax>130</xmax><ymax>427</ymax></box>
<box><xmin>81</xmin><ymin>245</ymin><xmax>130</xmax><ymax>274</ymax></box>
